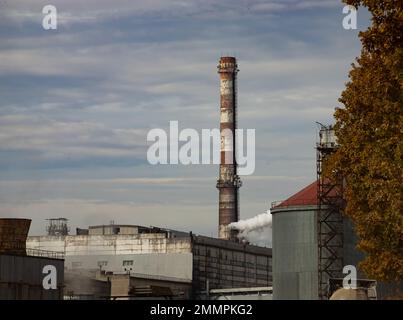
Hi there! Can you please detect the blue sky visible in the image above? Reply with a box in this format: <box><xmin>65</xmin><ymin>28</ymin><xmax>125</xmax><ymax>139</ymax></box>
<box><xmin>0</xmin><ymin>1</ymin><xmax>369</xmax><ymax>237</ymax></box>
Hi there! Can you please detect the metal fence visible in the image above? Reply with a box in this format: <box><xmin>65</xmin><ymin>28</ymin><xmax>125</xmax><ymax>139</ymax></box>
<box><xmin>26</xmin><ymin>248</ymin><xmax>65</xmax><ymax>260</ymax></box>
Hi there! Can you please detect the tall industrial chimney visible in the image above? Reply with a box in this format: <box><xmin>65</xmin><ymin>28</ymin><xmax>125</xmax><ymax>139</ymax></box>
<box><xmin>216</xmin><ymin>57</ymin><xmax>242</xmax><ymax>241</ymax></box>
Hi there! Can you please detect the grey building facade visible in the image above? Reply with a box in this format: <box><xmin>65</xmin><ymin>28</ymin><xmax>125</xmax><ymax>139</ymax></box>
<box><xmin>27</xmin><ymin>224</ymin><xmax>272</xmax><ymax>299</ymax></box>
<box><xmin>0</xmin><ymin>254</ymin><xmax>64</xmax><ymax>300</ymax></box>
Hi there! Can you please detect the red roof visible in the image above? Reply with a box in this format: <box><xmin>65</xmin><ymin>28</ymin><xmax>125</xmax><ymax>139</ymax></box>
<box><xmin>277</xmin><ymin>181</ymin><xmax>318</xmax><ymax>207</ymax></box>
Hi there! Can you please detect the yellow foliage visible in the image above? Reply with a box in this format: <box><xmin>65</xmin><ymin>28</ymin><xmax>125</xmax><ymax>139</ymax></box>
<box><xmin>327</xmin><ymin>0</ymin><xmax>403</xmax><ymax>282</ymax></box>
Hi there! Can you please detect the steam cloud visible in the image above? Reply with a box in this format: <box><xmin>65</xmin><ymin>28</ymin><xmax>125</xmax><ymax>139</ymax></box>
<box><xmin>229</xmin><ymin>210</ymin><xmax>272</xmax><ymax>247</ymax></box>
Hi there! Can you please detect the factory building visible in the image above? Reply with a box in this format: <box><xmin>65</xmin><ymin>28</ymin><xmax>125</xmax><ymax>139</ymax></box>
<box><xmin>27</xmin><ymin>224</ymin><xmax>272</xmax><ymax>299</ymax></box>
<box><xmin>0</xmin><ymin>219</ymin><xmax>64</xmax><ymax>300</ymax></box>
<box><xmin>24</xmin><ymin>57</ymin><xmax>273</xmax><ymax>300</ymax></box>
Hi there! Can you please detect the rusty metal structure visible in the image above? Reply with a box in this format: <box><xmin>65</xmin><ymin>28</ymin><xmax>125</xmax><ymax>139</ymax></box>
<box><xmin>316</xmin><ymin>124</ymin><xmax>344</xmax><ymax>299</ymax></box>
<box><xmin>0</xmin><ymin>218</ymin><xmax>31</xmax><ymax>255</ymax></box>
<box><xmin>216</xmin><ymin>57</ymin><xmax>242</xmax><ymax>240</ymax></box>
<box><xmin>46</xmin><ymin>217</ymin><xmax>70</xmax><ymax>236</ymax></box>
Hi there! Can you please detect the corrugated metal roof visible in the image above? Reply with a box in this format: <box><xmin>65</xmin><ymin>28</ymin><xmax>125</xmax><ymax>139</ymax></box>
<box><xmin>276</xmin><ymin>181</ymin><xmax>318</xmax><ymax>207</ymax></box>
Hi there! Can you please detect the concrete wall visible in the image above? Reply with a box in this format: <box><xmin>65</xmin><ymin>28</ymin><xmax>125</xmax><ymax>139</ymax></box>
<box><xmin>27</xmin><ymin>234</ymin><xmax>193</xmax><ymax>284</ymax></box>
<box><xmin>27</xmin><ymin>234</ymin><xmax>192</xmax><ymax>255</ymax></box>
<box><xmin>272</xmin><ymin>205</ymin><xmax>319</xmax><ymax>300</ymax></box>
<box><xmin>65</xmin><ymin>253</ymin><xmax>193</xmax><ymax>283</ymax></box>
<box><xmin>0</xmin><ymin>254</ymin><xmax>64</xmax><ymax>300</ymax></box>
<box><xmin>27</xmin><ymin>233</ymin><xmax>274</xmax><ymax>300</ymax></box>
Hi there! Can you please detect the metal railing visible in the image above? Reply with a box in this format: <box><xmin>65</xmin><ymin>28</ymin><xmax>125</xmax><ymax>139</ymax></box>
<box><xmin>26</xmin><ymin>248</ymin><xmax>65</xmax><ymax>259</ymax></box>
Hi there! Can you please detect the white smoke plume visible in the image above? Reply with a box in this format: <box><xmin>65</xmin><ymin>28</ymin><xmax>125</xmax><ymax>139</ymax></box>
<box><xmin>229</xmin><ymin>211</ymin><xmax>272</xmax><ymax>231</ymax></box>
<box><xmin>229</xmin><ymin>210</ymin><xmax>272</xmax><ymax>247</ymax></box>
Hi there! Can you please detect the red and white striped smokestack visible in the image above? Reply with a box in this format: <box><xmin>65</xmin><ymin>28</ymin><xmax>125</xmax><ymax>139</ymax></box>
<box><xmin>216</xmin><ymin>57</ymin><xmax>242</xmax><ymax>241</ymax></box>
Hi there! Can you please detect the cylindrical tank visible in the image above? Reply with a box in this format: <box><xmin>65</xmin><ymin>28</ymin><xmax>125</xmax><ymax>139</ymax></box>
<box><xmin>272</xmin><ymin>180</ymin><xmax>403</xmax><ymax>300</ymax></box>
<box><xmin>271</xmin><ymin>181</ymin><xmax>320</xmax><ymax>299</ymax></box>
<box><xmin>0</xmin><ymin>218</ymin><xmax>31</xmax><ymax>255</ymax></box>
<box><xmin>272</xmin><ymin>202</ymin><xmax>319</xmax><ymax>300</ymax></box>
<box><xmin>271</xmin><ymin>180</ymin><xmax>385</xmax><ymax>300</ymax></box>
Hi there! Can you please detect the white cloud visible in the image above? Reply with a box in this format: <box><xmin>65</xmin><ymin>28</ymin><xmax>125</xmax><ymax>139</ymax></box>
<box><xmin>1</xmin><ymin>0</ymin><xmax>342</xmax><ymax>21</ymax></box>
<box><xmin>0</xmin><ymin>198</ymin><xmax>217</xmax><ymax>236</ymax></box>
<box><xmin>0</xmin><ymin>115</ymin><xmax>147</xmax><ymax>159</ymax></box>
<box><xmin>0</xmin><ymin>0</ymin><xmax>365</xmax><ymax>236</ymax></box>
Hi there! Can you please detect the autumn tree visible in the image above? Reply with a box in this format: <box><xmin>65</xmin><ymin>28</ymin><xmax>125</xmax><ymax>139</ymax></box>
<box><xmin>328</xmin><ymin>0</ymin><xmax>402</xmax><ymax>282</ymax></box>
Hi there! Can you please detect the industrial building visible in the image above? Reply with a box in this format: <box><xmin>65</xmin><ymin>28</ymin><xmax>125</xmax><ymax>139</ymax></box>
<box><xmin>271</xmin><ymin>180</ymin><xmax>360</xmax><ymax>300</ymax></box>
<box><xmin>24</xmin><ymin>57</ymin><xmax>273</xmax><ymax>300</ymax></box>
<box><xmin>27</xmin><ymin>223</ymin><xmax>272</xmax><ymax>299</ymax></box>
<box><xmin>3</xmin><ymin>56</ymin><xmax>399</xmax><ymax>301</ymax></box>
<box><xmin>271</xmin><ymin>182</ymin><xmax>402</xmax><ymax>300</ymax></box>
<box><xmin>271</xmin><ymin>125</ymin><xmax>402</xmax><ymax>300</ymax></box>
<box><xmin>0</xmin><ymin>219</ymin><xmax>64</xmax><ymax>300</ymax></box>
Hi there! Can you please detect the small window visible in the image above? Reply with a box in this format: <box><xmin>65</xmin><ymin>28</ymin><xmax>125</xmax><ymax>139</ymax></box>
<box><xmin>97</xmin><ymin>260</ymin><xmax>108</xmax><ymax>267</ymax></box>
<box><xmin>123</xmin><ymin>260</ymin><xmax>133</xmax><ymax>266</ymax></box>
<box><xmin>72</xmin><ymin>261</ymin><xmax>82</xmax><ymax>268</ymax></box>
